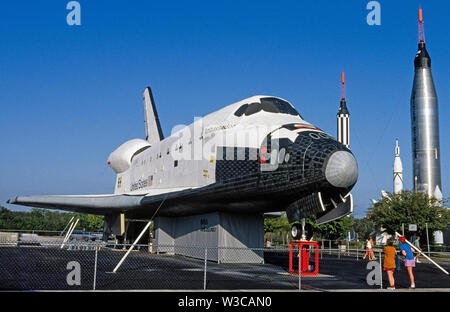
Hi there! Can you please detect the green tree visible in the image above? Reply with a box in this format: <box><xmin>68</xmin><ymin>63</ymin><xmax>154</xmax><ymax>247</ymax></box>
<box><xmin>367</xmin><ymin>191</ymin><xmax>450</xmax><ymax>242</ymax></box>
<box><xmin>264</xmin><ymin>213</ymin><xmax>291</xmax><ymax>233</ymax></box>
<box><xmin>306</xmin><ymin>215</ymin><xmax>355</xmax><ymax>240</ymax></box>
<box><xmin>76</xmin><ymin>213</ymin><xmax>104</xmax><ymax>231</ymax></box>
<box><xmin>0</xmin><ymin>206</ymin><xmax>103</xmax><ymax>233</ymax></box>
<box><xmin>264</xmin><ymin>213</ymin><xmax>291</xmax><ymax>245</ymax></box>
<box><xmin>353</xmin><ymin>217</ymin><xmax>375</xmax><ymax>240</ymax></box>
<box><xmin>264</xmin><ymin>213</ymin><xmax>357</xmax><ymax>241</ymax></box>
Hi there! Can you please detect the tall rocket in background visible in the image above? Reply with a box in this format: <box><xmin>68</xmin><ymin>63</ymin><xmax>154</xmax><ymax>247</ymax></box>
<box><xmin>337</xmin><ymin>72</ymin><xmax>350</xmax><ymax>148</ymax></box>
<box><xmin>393</xmin><ymin>139</ymin><xmax>403</xmax><ymax>194</ymax></box>
<box><xmin>410</xmin><ymin>9</ymin><xmax>442</xmax><ymax>200</ymax></box>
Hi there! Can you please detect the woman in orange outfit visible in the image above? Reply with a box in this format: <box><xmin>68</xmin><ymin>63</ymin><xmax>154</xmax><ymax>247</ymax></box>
<box><xmin>383</xmin><ymin>238</ymin><xmax>397</xmax><ymax>290</ymax></box>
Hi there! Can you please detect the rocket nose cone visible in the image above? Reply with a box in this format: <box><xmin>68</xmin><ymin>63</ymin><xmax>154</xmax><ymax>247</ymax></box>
<box><xmin>325</xmin><ymin>151</ymin><xmax>358</xmax><ymax>188</ymax></box>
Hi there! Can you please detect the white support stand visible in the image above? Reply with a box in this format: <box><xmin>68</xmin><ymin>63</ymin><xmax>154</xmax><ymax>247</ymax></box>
<box><xmin>112</xmin><ymin>221</ymin><xmax>153</xmax><ymax>273</ymax></box>
<box><xmin>112</xmin><ymin>195</ymin><xmax>168</xmax><ymax>273</ymax></box>
<box><xmin>62</xmin><ymin>221</ymin><xmax>75</xmax><ymax>243</ymax></box>
<box><xmin>61</xmin><ymin>218</ymin><xmax>79</xmax><ymax>249</ymax></box>
<box><xmin>60</xmin><ymin>216</ymin><xmax>74</xmax><ymax>236</ymax></box>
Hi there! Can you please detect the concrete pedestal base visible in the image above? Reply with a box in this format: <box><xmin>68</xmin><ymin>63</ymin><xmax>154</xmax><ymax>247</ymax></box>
<box><xmin>153</xmin><ymin>212</ymin><xmax>264</xmax><ymax>263</ymax></box>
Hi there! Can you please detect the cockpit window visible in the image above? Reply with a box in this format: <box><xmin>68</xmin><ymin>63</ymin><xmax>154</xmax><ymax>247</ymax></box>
<box><xmin>260</xmin><ymin>99</ymin><xmax>279</xmax><ymax>113</ymax></box>
<box><xmin>234</xmin><ymin>97</ymin><xmax>302</xmax><ymax>117</ymax></box>
<box><xmin>260</xmin><ymin>97</ymin><xmax>300</xmax><ymax>116</ymax></box>
<box><xmin>245</xmin><ymin>102</ymin><xmax>262</xmax><ymax>115</ymax></box>
<box><xmin>234</xmin><ymin>104</ymin><xmax>248</xmax><ymax>117</ymax></box>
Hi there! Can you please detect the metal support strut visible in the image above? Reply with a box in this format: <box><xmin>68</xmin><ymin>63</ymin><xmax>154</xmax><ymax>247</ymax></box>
<box><xmin>112</xmin><ymin>195</ymin><xmax>168</xmax><ymax>273</ymax></box>
<box><xmin>301</xmin><ymin>218</ymin><xmax>306</xmax><ymax>241</ymax></box>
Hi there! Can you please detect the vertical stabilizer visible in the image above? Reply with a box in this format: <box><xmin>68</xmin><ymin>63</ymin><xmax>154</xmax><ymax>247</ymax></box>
<box><xmin>143</xmin><ymin>87</ymin><xmax>164</xmax><ymax>145</ymax></box>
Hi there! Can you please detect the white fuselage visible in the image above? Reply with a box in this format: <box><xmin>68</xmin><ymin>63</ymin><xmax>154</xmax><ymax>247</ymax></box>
<box><xmin>112</xmin><ymin>96</ymin><xmax>317</xmax><ymax>196</ymax></box>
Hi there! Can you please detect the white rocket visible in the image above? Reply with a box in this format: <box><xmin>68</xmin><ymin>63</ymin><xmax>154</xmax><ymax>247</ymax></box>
<box><xmin>393</xmin><ymin>139</ymin><xmax>403</xmax><ymax>194</ymax></box>
<box><xmin>371</xmin><ymin>140</ymin><xmax>403</xmax><ymax>204</ymax></box>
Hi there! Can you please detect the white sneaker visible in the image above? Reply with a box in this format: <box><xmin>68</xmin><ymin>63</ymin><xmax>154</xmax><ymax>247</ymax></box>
<box><xmin>416</xmin><ymin>259</ymin><xmax>421</xmax><ymax>263</ymax></box>
<box><xmin>387</xmin><ymin>287</ymin><xmax>395</xmax><ymax>290</ymax></box>
<box><xmin>410</xmin><ymin>284</ymin><xmax>416</xmax><ymax>289</ymax></box>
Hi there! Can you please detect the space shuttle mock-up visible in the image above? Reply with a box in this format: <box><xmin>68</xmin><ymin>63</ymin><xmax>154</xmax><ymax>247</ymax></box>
<box><xmin>411</xmin><ymin>9</ymin><xmax>442</xmax><ymax>199</ymax></box>
<box><xmin>8</xmin><ymin>86</ymin><xmax>358</xmax><ymax>236</ymax></box>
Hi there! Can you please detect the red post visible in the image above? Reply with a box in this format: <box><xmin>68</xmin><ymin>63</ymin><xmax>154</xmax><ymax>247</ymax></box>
<box><xmin>289</xmin><ymin>241</ymin><xmax>319</xmax><ymax>276</ymax></box>
<box><xmin>301</xmin><ymin>248</ymin><xmax>310</xmax><ymax>273</ymax></box>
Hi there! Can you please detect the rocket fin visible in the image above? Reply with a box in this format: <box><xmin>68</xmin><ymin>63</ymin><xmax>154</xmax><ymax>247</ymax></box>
<box><xmin>143</xmin><ymin>87</ymin><xmax>164</xmax><ymax>145</ymax></box>
<box><xmin>434</xmin><ymin>185</ymin><xmax>443</xmax><ymax>201</ymax></box>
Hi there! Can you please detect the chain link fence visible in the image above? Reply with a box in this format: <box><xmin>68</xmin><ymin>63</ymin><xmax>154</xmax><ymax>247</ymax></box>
<box><xmin>1</xmin><ymin>237</ymin><xmax>450</xmax><ymax>291</ymax></box>
<box><xmin>0</xmin><ymin>240</ymin><xmax>301</xmax><ymax>290</ymax></box>
<box><xmin>267</xmin><ymin>237</ymin><xmax>450</xmax><ymax>253</ymax></box>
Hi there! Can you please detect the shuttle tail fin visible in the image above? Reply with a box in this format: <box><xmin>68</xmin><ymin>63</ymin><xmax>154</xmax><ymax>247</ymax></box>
<box><xmin>143</xmin><ymin>86</ymin><xmax>164</xmax><ymax>145</ymax></box>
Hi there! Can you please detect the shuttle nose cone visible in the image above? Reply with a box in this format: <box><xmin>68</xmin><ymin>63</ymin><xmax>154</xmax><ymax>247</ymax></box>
<box><xmin>325</xmin><ymin>151</ymin><xmax>358</xmax><ymax>188</ymax></box>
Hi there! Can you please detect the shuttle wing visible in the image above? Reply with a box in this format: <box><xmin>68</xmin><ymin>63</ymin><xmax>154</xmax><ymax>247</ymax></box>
<box><xmin>7</xmin><ymin>186</ymin><xmax>197</xmax><ymax>216</ymax></box>
<box><xmin>7</xmin><ymin>194</ymin><xmax>144</xmax><ymax>215</ymax></box>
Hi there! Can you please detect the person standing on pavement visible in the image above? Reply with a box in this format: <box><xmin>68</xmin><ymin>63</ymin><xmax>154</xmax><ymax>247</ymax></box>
<box><xmin>413</xmin><ymin>236</ymin><xmax>423</xmax><ymax>263</ymax></box>
<box><xmin>383</xmin><ymin>238</ymin><xmax>397</xmax><ymax>290</ymax></box>
<box><xmin>399</xmin><ymin>236</ymin><xmax>416</xmax><ymax>289</ymax></box>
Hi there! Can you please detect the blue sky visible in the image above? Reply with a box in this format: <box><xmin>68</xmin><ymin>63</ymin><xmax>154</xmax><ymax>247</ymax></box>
<box><xmin>1</xmin><ymin>0</ymin><xmax>449</xmax><ymax>218</ymax></box>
